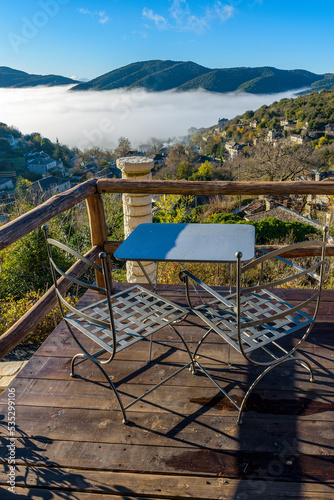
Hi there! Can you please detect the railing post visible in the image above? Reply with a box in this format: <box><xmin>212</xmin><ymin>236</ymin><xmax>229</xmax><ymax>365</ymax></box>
<box><xmin>86</xmin><ymin>193</ymin><xmax>108</xmax><ymax>288</ymax></box>
<box><xmin>116</xmin><ymin>156</ymin><xmax>155</xmax><ymax>284</ymax></box>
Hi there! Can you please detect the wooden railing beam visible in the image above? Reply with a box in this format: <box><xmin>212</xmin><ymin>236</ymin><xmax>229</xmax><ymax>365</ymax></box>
<box><xmin>104</xmin><ymin>240</ymin><xmax>334</xmax><ymax>258</ymax></box>
<box><xmin>97</xmin><ymin>179</ymin><xmax>334</xmax><ymax>196</ymax></box>
<box><xmin>0</xmin><ymin>179</ymin><xmax>97</xmax><ymax>250</ymax></box>
<box><xmin>0</xmin><ymin>246</ymin><xmax>101</xmax><ymax>361</ymax></box>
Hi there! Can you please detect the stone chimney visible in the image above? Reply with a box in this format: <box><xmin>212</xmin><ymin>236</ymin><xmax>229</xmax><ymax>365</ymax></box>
<box><xmin>266</xmin><ymin>199</ymin><xmax>275</xmax><ymax>211</ymax></box>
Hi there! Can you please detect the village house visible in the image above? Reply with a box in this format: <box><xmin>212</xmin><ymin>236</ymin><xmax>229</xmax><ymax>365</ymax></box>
<box><xmin>26</xmin><ymin>157</ymin><xmax>59</xmax><ymax>175</ymax></box>
<box><xmin>245</xmin><ymin>198</ymin><xmax>324</xmax><ymax>232</ymax></box>
<box><xmin>290</xmin><ymin>134</ymin><xmax>309</xmax><ymax>145</ymax></box>
<box><xmin>243</xmin><ymin>200</ymin><xmax>265</xmax><ymax>215</ymax></box>
<box><xmin>280</xmin><ymin>119</ymin><xmax>294</xmax><ymax>127</ymax></box>
<box><xmin>325</xmin><ymin>124</ymin><xmax>334</xmax><ymax>135</ymax></box>
<box><xmin>216</xmin><ymin>118</ymin><xmax>228</xmax><ymax>133</ymax></box>
<box><xmin>225</xmin><ymin>141</ymin><xmax>244</xmax><ymax>160</ymax></box>
<box><xmin>0</xmin><ymin>177</ymin><xmax>15</xmax><ymax>191</ymax></box>
<box><xmin>267</xmin><ymin>130</ymin><xmax>282</xmax><ymax>142</ymax></box>
<box><xmin>3</xmin><ymin>134</ymin><xmax>21</xmax><ymax>148</ymax></box>
<box><xmin>28</xmin><ymin>176</ymin><xmax>70</xmax><ymax>200</ymax></box>
<box><xmin>308</xmin><ymin>131</ymin><xmax>325</xmax><ymax>140</ymax></box>
<box><xmin>25</xmin><ymin>151</ymin><xmax>63</xmax><ymax>175</ymax></box>
<box><xmin>151</xmin><ymin>153</ymin><xmax>165</xmax><ymax>167</ymax></box>
<box><xmin>306</xmin><ymin>171</ymin><xmax>334</xmax><ymax>211</ymax></box>
<box><xmin>283</xmin><ymin>121</ymin><xmax>296</xmax><ymax>131</ymax></box>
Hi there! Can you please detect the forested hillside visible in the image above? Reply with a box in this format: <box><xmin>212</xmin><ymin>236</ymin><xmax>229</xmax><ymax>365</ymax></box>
<box><xmin>231</xmin><ymin>88</ymin><xmax>334</xmax><ymax>130</ymax></box>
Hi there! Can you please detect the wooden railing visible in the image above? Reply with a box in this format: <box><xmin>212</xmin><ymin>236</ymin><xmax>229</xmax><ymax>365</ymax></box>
<box><xmin>1</xmin><ymin>178</ymin><xmax>334</xmax><ymax>360</ymax></box>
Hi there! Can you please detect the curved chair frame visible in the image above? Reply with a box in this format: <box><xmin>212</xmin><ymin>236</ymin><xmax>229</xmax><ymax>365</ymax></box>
<box><xmin>180</xmin><ymin>227</ymin><xmax>328</xmax><ymax>424</ymax></box>
<box><xmin>43</xmin><ymin>225</ymin><xmax>195</xmax><ymax>424</ymax></box>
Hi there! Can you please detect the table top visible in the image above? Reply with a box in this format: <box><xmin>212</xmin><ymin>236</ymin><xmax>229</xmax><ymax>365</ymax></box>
<box><xmin>114</xmin><ymin>223</ymin><xmax>255</xmax><ymax>263</ymax></box>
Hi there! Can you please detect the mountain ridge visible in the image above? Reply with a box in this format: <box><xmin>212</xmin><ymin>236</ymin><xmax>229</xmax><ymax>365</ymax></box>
<box><xmin>1</xmin><ymin>61</ymin><xmax>333</xmax><ymax>94</ymax></box>
<box><xmin>0</xmin><ymin>66</ymin><xmax>78</xmax><ymax>88</ymax></box>
<box><xmin>71</xmin><ymin>60</ymin><xmax>329</xmax><ymax>94</ymax></box>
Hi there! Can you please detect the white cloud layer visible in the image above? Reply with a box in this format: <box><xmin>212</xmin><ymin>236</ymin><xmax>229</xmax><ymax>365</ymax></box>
<box><xmin>0</xmin><ymin>86</ymin><xmax>302</xmax><ymax>150</ymax></box>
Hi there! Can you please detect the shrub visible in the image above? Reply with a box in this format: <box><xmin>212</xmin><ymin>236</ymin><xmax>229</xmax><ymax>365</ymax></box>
<box><xmin>0</xmin><ymin>291</ymin><xmax>77</xmax><ymax>345</ymax></box>
<box><xmin>253</xmin><ymin>217</ymin><xmax>320</xmax><ymax>244</ymax></box>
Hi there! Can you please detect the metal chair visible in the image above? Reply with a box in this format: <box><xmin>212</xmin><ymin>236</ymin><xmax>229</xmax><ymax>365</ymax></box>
<box><xmin>42</xmin><ymin>225</ymin><xmax>195</xmax><ymax>424</ymax></box>
<box><xmin>180</xmin><ymin>227</ymin><xmax>328</xmax><ymax>424</ymax></box>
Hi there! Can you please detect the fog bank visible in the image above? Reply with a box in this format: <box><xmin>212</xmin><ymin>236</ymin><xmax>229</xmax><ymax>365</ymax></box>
<box><xmin>0</xmin><ymin>85</ymin><xmax>303</xmax><ymax>150</ymax></box>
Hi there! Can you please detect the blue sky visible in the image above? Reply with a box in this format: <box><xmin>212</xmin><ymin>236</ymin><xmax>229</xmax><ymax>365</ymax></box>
<box><xmin>0</xmin><ymin>0</ymin><xmax>333</xmax><ymax>80</ymax></box>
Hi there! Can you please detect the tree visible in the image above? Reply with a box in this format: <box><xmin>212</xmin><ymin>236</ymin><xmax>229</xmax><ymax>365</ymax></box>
<box><xmin>176</xmin><ymin>161</ymin><xmax>193</xmax><ymax>180</ymax></box>
<box><xmin>15</xmin><ymin>177</ymin><xmax>32</xmax><ymax>199</ymax></box>
<box><xmin>316</xmin><ymin>136</ymin><xmax>329</xmax><ymax>149</ymax></box>
<box><xmin>244</xmin><ymin>110</ymin><xmax>255</xmax><ymax>120</ymax></box>
<box><xmin>114</xmin><ymin>137</ymin><xmax>131</xmax><ymax>158</ymax></box>
<box><xmin>54</xmin><ymin>138</ymin><xmax>66</xmax><ymax>163</ymax></box>
<box><xmin>0</xmin><ymin>138</ymin><xmax>11</xmax><ymax>153</ymax></box>
<box><xmin>148</xmin><ymin>137</ymin><xmax>163</xmax><ymax>152</ymax></box>
<box><xmin>40</xmin><ymin>137</ymin><xmax>55</xmax><ymax>156</ymax></box>
<box><xmin>154</xmin><ymin>195</ymin><xmax>194</xmax><ymax>223</ymax></box>
<box><xmin>164</xmin><ymin>143</ymin><xmax>199</xmax><ymax>177</ymax></box>
<box><xmin>191</xmin><ymin>161</ymin><xmax>213</xmax><ymax>181</ymax></box>
<box><xmin>0</xmin><ymin>221</ymin><xmax>74</xmax><ymax>300</ymax></box>
<box><xmin>230</xmin><ymin>142</ymin><xmax>321</xmax><ymax>182</ymax></box>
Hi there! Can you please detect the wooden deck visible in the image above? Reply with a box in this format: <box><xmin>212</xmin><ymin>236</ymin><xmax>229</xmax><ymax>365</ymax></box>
<box><xmin>0</xmin><ymin>284</ymin><xmax>334</xmax><ymax>499</ymax></box>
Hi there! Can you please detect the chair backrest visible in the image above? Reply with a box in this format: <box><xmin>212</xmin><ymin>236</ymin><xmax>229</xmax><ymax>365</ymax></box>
<box><xmin>42</xmin><ymin>225</ymin><xmax>116</xmax><ymax>336</ymax></box>
<box><xmin>234</xmin><ymin>227</ymin><xmax>328</xmax><ymax>363</ymax></box>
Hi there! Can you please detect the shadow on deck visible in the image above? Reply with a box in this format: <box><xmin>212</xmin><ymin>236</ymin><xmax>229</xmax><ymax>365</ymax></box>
<box><xmin>0</xmin><ymin>284</ymin><xmax>333</xmax><ymax>499</ymax></box>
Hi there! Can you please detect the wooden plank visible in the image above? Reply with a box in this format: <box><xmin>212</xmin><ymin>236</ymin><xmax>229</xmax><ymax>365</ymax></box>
<box><xmin>0</xmin><ymin>246</ymin><xmax>102</xmax><ymax>361</ymax></box>
<box><xmin>1</xmin><ymin>376</ymin><xmax>333</xmax><ymax>422</ymax></box>
<box><xmin>0</xmin><ymin>438</ymin><xmax>332</xmax><ymax>481</ymax></box>
<box><xmin>1</xmin><ymin>467</ymin><xmax>334</xmax><ymax>499</ymax></box>
<box><xmin>0</xmin><ymin>404</ymin><xmax>332</xmax><ymax>455</ymax></box>
<box><xmin>14</xmin><ymin>355</ymin><xmax>334</xmax><ymax>394</ymax></box>
<box><xmin>0</xmin><ymin>179</ymin><xmax>97</xmax><ymax>250</ymax></box>
<box><xmin>0</xmin><ymin>486</ymin><xmax>156</xmax><ymax>499</ymax></box>
<box><xmin>32</xmin><ymin>324</ymin><xmax>334</xmax><ymax>368</ymax></box>
<box><xmin>1</xmin><ymin>487</ymin><xmax>333</xmax><ymax>500</ymax></box>
<box><xmin>97</xmin><ymin>179</ymin><xmax>334</xmax><ymax>196</ymax></box>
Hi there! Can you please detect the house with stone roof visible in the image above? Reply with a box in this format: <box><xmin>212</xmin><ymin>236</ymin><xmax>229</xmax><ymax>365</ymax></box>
<box><xmin>28</xmin><ymin>176</ymin><xmax>70</xmax><ymax>200</ymax></box>
<box><xmin>0</xmin><ymin>177</ymin><xmax>15</xmax><ymax>191</ymax></box>
<box><xmin>245</xmin><ymin>203</ymin><xmax>323</xmax><ymax>231</ymax></box>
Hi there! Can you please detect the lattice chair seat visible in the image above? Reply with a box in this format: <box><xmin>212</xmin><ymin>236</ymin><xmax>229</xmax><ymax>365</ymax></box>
<box><xmin>180</xmin><ymin>229</ymin><xmax>328</xmax><ymax>424</ymax></box>
<box><xmin>194</xmin><ymin>288</ymin><xmax>314</xmax><ymax>355</ymax></box>
<box><xmin>66</xmin><ymin>285</ymin><xmax>188</xmax><ymax>354</ymax></box>
<box><xmin>42</xmin><ymin>225</ymin><xmax>194</xmax><ymax>424</ymax></box>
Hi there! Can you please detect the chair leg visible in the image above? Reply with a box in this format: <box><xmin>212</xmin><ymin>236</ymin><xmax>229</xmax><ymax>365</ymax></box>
<box><xmin>68</xmin><ymin>323</ymin><xmax>128</xmax><ymax>424</ymax></box>
<box><xmin>193</xmin><ymin>328</ymin><xmax>214</xmax><ymax>359</ymax></box>
<box><xmin>70</xmin><ymin>352</ymin><xmax>85</xmax><ymax>377</ymax></box>
<box><xmin>146</xmin><ymin>334</ymin><xmax>153</xmax><ymax>364</ymax></box>
<box><xmin>293</xmin><ymin>355</ymin><xmax>314</xmax><ymax>382</ymax></box>
<box><xmin>236</xmin><ymin>356</ymin><xmax>314</xmax><ymax>425</ymax></box>
<box><xmin>70</xmin><ymin>351</ymin><xmax>129</xmax><ymax>424</ymax></box>
<box><xmin>227</xmin><ymin>344</ymin><xmax>232</xmax><ymax>367</ymax></box>
<box><xmin>168</xmin><ymin>324</ymin><xmax>196</xmax><ymax>375</ymax></box>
